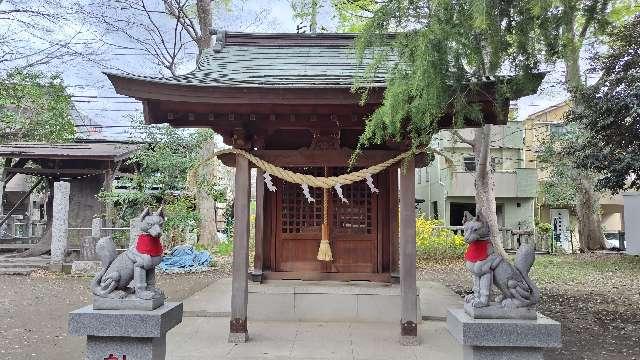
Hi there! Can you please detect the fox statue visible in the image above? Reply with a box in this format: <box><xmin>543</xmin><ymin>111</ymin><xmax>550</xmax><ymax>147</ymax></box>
<box><xmin>462</xmin><ymin>210</ymin><xmax>540</xmax><ymax>309</ymax></box>
<box><xmin>91</xmin><ymin>207</ymin><xmax>165</xmax><ymax>300</ymax></box>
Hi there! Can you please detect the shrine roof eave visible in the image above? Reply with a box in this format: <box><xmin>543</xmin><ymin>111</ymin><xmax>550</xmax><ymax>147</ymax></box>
<box><xmin>106</xmin><ymin>73</ymin><xmax>384</xmax><ymax>106</ymax></box>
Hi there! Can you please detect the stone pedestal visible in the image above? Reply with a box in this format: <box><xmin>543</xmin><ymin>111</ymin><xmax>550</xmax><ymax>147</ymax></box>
<box><xmin>69</xmin><ymin>302</ymin><xmax>183</xmax><ymax>360</ymax></box>
<box><xmin>447</xmin><ymin>308</ymin><xmax>561</xmax><ymax>360</ymax></box>
<box><xmin>623</xmin><ymin>192</ymin><xmax>640</xmax><ymax>255</ymax></box>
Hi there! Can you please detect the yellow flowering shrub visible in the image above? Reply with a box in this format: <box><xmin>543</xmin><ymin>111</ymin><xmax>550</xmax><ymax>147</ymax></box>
<box><xmin>415</xmin><ymin>216</ymin><xmax>466</xmax><ymax>259</ymax></box>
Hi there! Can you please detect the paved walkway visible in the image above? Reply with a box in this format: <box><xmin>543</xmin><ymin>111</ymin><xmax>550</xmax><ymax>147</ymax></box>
<box><xmin>168</xmin><ymin>278</ymin><xmax>465</xmax><ymax>359</ymax></box>
<box><xmin>167</xmin><ymin>317</ymin><xmax>462</xmax><ymax>360</ymax></box>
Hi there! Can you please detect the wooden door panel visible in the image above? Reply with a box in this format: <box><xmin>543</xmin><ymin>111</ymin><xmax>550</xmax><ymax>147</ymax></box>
<box><xmin>275</xmin><ymin>166</ymin><xmax>379</xmax><ymax>275</ymax></box>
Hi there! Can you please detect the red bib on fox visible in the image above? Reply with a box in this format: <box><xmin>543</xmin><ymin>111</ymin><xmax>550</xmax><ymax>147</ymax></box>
<box><xmin>464</xmin><ymin>240</ymin><xmax>490</xmax><ymax>262</ymax></box>
<box><xmin>136</xmin><ymin>234</ymin><xmax>163</xmax><ymax>256</ymax></box>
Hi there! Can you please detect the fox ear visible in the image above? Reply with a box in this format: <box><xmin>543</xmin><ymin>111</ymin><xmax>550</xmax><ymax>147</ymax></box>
<box><xmin>154</xmin><ymin>206</ymin><xmax>164</xmax><ymax>219</ymax></box>
<box><xmin>462</xmin><ymin>211</ymin><xmax>474</xmax><ymax>224</ymax></box>
<box><xmin>140</xmin><ymin>207</ymin><xmax>150</xmax><ymax>219</ymax></box>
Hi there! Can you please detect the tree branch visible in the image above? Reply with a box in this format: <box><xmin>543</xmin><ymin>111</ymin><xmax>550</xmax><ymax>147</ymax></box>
<box><xmin>450</xmin><ymin>129</ymin><xmax>475</xmax><ymax>147</ymax></box>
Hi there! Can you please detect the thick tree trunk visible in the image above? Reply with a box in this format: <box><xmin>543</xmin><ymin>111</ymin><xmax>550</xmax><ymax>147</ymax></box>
<box><xmin>575</xmin><ymin>174</ymin><xmax>607</xmax><ymax>251</ymax></box>
<box><xmin>197</xmin><ymin>139</ymin><xmax>219</xmax><ymax>246</ymax></box>
<box><xmin>473</xmin><ymin>125</ymin><xmax>507</xmax><ymax>258</ymax></box>
<box><xmin>196</xmin><ymin>0</ymin><xmax>213</xmax><ymax>61</ymax></box>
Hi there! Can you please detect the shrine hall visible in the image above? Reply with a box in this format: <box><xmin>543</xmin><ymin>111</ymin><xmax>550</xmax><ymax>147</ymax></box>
<box><xmin>107</xmin><ymin>31</ymin><xmax>531</xmax><ymax>345</ymax></box>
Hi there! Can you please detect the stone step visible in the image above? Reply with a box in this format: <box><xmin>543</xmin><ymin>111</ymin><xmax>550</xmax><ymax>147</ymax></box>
<box><xmin>0</xmin><ymin>262</ymin><xmax>46</xmax><ymax>269</ymax></box>
<box><xmin>0</xmin><ymin>267</ymin><xmax>34</xmax><ymax>275</ymax></box>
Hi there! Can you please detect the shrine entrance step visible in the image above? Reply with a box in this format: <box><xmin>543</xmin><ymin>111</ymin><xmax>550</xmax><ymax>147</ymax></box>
<box><xmin>247</xmin><ymin>280</ymin><xmax>420</xmax><ymax>323</ymax></box>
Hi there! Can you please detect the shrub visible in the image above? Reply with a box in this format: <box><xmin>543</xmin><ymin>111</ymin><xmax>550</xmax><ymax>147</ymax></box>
<box><xmin>416</xmin><ymin>216</ymin><xmax>466</xmax><ymax>259</ymax></box>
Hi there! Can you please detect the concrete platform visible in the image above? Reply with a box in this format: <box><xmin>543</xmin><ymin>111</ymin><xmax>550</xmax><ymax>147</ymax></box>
<box><xmin>166</xmin><ymin>316</ymin><xmax>463</xmax><ymax>360</ymax></box>
<box><xmin>183</xmin><ymin>278</ymin><xmax>463</xmax><ymax>322</ymax></box>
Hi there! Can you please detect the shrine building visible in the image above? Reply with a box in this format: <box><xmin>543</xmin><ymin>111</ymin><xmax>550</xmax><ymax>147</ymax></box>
<box><xmin>107</xmin><ymin>32</ymin><xmax>519</xmax><ymax>344</ymax></box>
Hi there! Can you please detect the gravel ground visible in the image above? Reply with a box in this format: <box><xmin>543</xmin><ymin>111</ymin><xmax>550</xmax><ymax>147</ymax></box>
<box><xmin>418</xmin><ymin>253</ymin><xmax>640</xmax><ymax>360</ymax></box>
<box><xmin>0</xmin><ymin>257</ymin><xmax>231</xmax><ymax>360</ymax></box>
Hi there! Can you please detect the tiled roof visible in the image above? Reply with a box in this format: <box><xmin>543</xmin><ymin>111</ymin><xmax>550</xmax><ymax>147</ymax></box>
<box><xmin>105</xmin><ymin>32</ymin><xmax>388</xmax><ymax>88</ymax></box>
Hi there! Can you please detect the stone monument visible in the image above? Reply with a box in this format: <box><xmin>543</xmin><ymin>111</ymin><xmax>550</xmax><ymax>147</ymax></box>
<box><xmin>447</xmin><ymin>211</ymin><xmax>561</xmax><ymax>360</ymax></box>
<box><xmin>69</xmin><ymin>208</ymin><xmax>183</xmax><ymax>360</ymax></box>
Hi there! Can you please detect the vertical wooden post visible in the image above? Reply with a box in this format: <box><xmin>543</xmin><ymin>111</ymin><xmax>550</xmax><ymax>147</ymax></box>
<box><xmin>389</xmin><ymin>165</ymin><xmax>400</xmax><ymax>282</ymax></box>
<box><xmin>252</xmin><ymin>168</ymin><xmax>265</xmax><ymax>282</ymax></box>
<box><xmin>399</xmin><ymin>158</ymin><xmax>418</xmax><ymax>346</ymax></box>
<box><xmin>229</xmin><ymin>154</ymin><xmax>250</xmax><ymax>343</ymax></box>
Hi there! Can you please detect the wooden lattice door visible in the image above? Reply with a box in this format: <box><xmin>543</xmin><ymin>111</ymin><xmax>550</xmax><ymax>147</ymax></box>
<box><xmin>275</xmin><ymin>167</ymin><xmax>378</xmax><ymax>274</ymax></box>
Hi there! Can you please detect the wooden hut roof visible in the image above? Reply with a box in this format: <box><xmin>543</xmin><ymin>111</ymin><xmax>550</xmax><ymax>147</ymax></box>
<box><xmin>0</xmin><ymin>142</ymin><xmax>142</xmax><ymax>161</ymax></box>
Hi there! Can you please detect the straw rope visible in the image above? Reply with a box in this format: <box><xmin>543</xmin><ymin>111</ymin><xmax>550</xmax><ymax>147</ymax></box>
<box><xmin>189</xmin><ymin>147</ymin><xmax>435</xmax><ymax>189</ymax></box>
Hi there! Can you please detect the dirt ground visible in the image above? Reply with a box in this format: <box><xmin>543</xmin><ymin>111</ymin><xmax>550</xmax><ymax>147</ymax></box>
<box><xmin>0</xmin><ymin>258</ymin><xmax>231</xmax><ymax>360</ymax></box>
<box><xmin>1</xmin><ymin>253</ymin><xmax>639</xmax><ymax>359</ymax></box>
<box><xmin>418</xmin><ymin>253</ymin><xmax>640</xmax><ymax>360</ymax></box>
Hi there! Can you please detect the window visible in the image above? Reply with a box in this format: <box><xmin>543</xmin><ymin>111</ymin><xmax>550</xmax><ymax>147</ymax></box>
<box><xmin>550</xmin><ymin>123</ymin><xmax>568</xmax><ymax>137</ymax></box>
<box><xmin>463</xmin><ymin>156</ymin><xmax>476</xmax><ymax>172</ymax></box>
<box><xmin>432</xmin><ymin>201</ymin><xmax>439</xmax><ymax>220</ymax></box>
<box><xmin>416</xmin><ymin>168</ymin><xmax>422</xmax><ymax>184</ymax></box>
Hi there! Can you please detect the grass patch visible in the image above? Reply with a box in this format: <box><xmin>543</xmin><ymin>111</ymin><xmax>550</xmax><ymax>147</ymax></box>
<box><xmin>531</xmin><ymin>253</ymin><xmax>640</xmax><ymax>287</ymax></box>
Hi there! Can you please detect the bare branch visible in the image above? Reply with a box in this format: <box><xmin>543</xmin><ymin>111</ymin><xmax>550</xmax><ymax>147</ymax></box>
<box><xmin>450</xmin><ymin>129</ymin><xmax>475</xmax><ymax>147</ymax></box>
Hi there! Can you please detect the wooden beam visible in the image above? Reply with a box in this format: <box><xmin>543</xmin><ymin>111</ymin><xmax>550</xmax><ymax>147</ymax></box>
<box><xmin>251</xmin><ymin>168</ymin><xmax>265</xmax><ymax>282</ymax></box>
<box><xmin>3</xmin><ymin>167</ymin><xmax>106</xmax><ymax>176</ymax></box>
<box><xmin>399</xmin><ymin>158</ymin><xmax>418</xmax><ymax>346</ymax></box>
<box><xmin>229</xmin><ymin>154</ymin><xmax>250</xmax><ymax>343</ymax></box>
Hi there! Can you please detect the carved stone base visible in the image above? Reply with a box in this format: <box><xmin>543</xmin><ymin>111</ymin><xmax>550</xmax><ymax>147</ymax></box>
<box><xmin>447</xmin><ymin>308</ymin><xmax>561</xmax><ymax>360</ymax></box>
<box><xmin>93</xmin><ymin>294</ymin><xmax>164</xmax><ymax>311</ymax></box>
<box><xmin>464</xmin><ymin>302</ymin><xmax>537</xmax><ymax>320</ymax></box>
<box><xmin>69</xmin><ymin>302</ymin><xmax>183</xmax><ymax>360</ymax></box>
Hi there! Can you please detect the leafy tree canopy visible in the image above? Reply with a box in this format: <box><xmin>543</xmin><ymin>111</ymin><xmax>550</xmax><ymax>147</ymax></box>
<box><xmin>563</xmin><ymin>15</ymin><xmax>640</xmax><ymax>193</ymax></box>
<box><xmin>349</xmin><ymin>0</ymin><xmax>626</xmax><ymax>150</ymax></box>
<box><xmin>0</xmin><ymin>70</ymin><xmax>75</xmax><ymax>143</ymax></box>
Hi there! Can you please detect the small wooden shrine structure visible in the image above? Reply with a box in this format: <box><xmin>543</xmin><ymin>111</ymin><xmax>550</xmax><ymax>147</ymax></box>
<box><xmin>0</xmin><ymin>141</ymin><xmax>140</xmax><ymax>252</ymax></box>
<box><xmin>107</xmin><ymin>32</ymin><xmax>511</xmax><ymax>343</ymax></box>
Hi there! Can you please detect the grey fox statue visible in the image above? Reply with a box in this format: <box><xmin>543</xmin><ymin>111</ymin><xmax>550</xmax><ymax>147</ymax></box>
<box><xmin>462</xmin><ymin>210</ymin><xmax>540</xmax><ymax>309</ymax></box>
<box><xmin>91</xmin><ymin>207</ymin><xmax>165</xmax><ymax>300</ymax></box>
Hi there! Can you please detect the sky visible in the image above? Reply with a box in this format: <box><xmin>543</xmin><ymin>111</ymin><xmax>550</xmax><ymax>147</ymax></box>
<box><xmin>1</xmin><ymin>0</ymin><xmax>590</xmax><ymax>140</ymax></box>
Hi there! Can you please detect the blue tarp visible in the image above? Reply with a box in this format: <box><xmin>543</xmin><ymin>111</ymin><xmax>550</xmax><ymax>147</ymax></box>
<box><xmin>158</xmin><ymin>245</ymin><xmax>212</xmax><ymax>273</ymax></box>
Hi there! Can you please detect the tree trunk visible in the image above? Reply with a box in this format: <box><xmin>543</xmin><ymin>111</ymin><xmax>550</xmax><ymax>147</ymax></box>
<box><xmin>197</xmin><ymin>139</ymin><xmax>219</xmax><ymax>246</ymax></box>
<box><xmin>12</xmin><ymin>180</ymin><xmax>54</xmax><ymax>258</ymax></box>
<box><xmin>473</xmin><ymin>125</ymin><xmax>508</xmax><ymax>258</ymax></box>
<box><xmin>196</xmin><ymin>0</ymin><xmax>213</xmax><ymax>60</ymax></box>
<box><xmin>575</xmin><ymin>174</ymin><xmax>607</xmax><ymax>251</ymax></box>
<box><xmin>562</xmin><ymin>21</ymin><xmax>606</xmax><ymax>251</ymax></box>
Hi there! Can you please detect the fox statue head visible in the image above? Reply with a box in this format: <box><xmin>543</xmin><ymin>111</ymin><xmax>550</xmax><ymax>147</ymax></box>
<box><xmin>139</xmin><ymin>207</ymin><xmax>165</xmax><ymax>238</ymax></box>
<box><xmin>462</xmin><ymin>210</ymin><xmax>491</xmax><ymax>244</ymax></box>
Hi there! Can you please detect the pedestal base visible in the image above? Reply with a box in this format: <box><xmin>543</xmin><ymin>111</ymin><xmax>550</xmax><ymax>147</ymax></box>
<box><xmin>464</xmin><ymin>302</ymin><xmax>537</xmax><ymax>320</ymax></box>
<box><xmin>69</xmin><ymin>302</ymin><xmax>183</xmax><ymax>360</ymax></box>
<box><xmin>463</xmin><ymin>346</ymin><xmax>543</xmax><ymax>360</ymax></box>
<box><xmin>93</xmin><ymin>294</ymin><xmax>165</xmax><ymax>311</ymax></box>
<box><xmin>87</xmin><ymin>335</ymin><xmax>166</xmax><ymax>360</ymax></box>
<box><xmin>447</xmin><ymin>308</ymin><xmax>561</xmax><ymax>360</ymax></box>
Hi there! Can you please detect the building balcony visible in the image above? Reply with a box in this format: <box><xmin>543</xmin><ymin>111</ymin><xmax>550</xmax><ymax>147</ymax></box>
<box><xmin>447</xmin><ymin>168</ymin><xmax>537</xmax><ymax>198</ymax></box>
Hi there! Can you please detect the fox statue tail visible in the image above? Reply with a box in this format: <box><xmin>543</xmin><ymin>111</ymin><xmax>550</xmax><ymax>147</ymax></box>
<box><xmin>514</xmin><ymin>243</ymin><xmax>540</xmax><ymax>306</ymax></box>
<box><xmin>90</xmin><ymin>237</ymin><xmax>118</xmax><ymax>297</ymax></box>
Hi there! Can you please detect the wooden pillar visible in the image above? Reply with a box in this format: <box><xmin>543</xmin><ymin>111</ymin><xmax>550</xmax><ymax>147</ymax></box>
<box><xmin>399</xmin><ymin>158</ymin><xmax>418</xmax><ymax>346</ymax></box>
<box><xmin>251</xmin><ymin>168</ymin><xmax>265</xmax><ymax>282</ymax></box>
<box><xmin>389</xmin><ymin>165</ymin><xmax>400</xmax><ymax>282</ymax></box>
<box><xmin>229</xmin><ymin>154</ymin><xmax>250</xmax><ymax>343</ymax></box>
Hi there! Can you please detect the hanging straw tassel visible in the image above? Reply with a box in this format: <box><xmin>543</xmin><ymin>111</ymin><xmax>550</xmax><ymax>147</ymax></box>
<box><xmin>317</xmin><ymin>168</ymin><xmax>333</xmax><ymax>261</ymax></box>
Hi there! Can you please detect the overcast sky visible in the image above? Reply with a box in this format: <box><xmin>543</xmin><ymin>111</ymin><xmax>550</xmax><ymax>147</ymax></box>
<box><xmin>1</xmin><ymin>0</ymin><xmax>590</xmax><ymax>140</ymax></box>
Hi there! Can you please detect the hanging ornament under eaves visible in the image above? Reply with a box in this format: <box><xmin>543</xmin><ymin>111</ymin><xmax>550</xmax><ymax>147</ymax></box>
<box><xmin>301</xmin><ymin>184</ymin><xmax>315</xmax><ymax>203</ymax></box>
<box><xmin>334</xmin><ymin>184</ymin><xmax>348</xmax><ymax>204</ymax></box>
<box><xmin>263</xmin><ymin>172</ymin><xmax>276</xmax><ymax>192</ymax></box>
<box><xmin>365</xmin><ymin>174</ymin><xmax>379</xmax><ymax>194</ymax></box>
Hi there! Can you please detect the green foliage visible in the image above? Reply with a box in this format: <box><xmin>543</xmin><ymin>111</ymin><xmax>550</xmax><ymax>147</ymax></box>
<box><xmin>214</xmin><ymin>239</ymin><xmax>233</xmax><ymax>257</ymax></box>
<box><xmin>562</xmin><ymin>15</ymin><xmax>640</xmax><ymax>193</ymax></box>
<box><xmin>416</xmin><ymin>216</ymin><xmax>466</xmax><ymax>259</ymax></box>
<box><xmin>351</xmin><ymin>0</ymin><xmax>550</xmax><ymax>150</ymax></box>
<box><xmin>99</xmin><ymin>117</ymin><xmax>225</xmax><ymax>245</ymax></box>
<box><xmin>0</xmin><ymin>70</ymin><xmax>75</xmax><ymax>143</ymax></box>
<box><xmin>536</xmin><ymin>222</ymin><xmax>552</xmax><ymax>234</ymax></box>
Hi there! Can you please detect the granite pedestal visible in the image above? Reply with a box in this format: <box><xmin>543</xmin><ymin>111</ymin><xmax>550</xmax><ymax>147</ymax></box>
<box><xmin>447</xmin><ymin>308</ymin><xmax>561</xmax><ymax>360</ymax></box>
<box><xmin>69</xmin><ymin>302</ymin><xmax>183</xmax><ymax>360</ymax></box>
